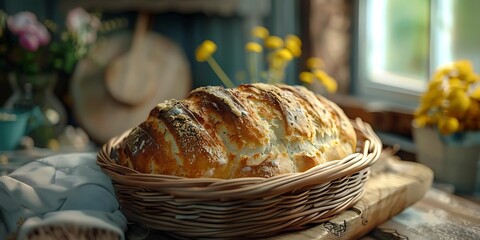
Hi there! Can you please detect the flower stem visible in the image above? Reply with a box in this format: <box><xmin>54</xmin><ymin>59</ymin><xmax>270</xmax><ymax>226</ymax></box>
<box><xmin>249</xmin><ymin>53</ymin><xmax>259</xmax><ymax>83</ymax></box>
<box><xmin>207</xmin><ymin>57</ymin><xmax>235</xmax><ymax>88</ymax></box>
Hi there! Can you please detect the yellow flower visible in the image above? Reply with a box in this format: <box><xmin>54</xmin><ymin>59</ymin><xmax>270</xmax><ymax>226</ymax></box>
<box><xmin>251</xmin><ymin>26</ymin><xmax>269</xmax><ymax>39</ymax></box>
<box><xmin>438</xmin><ymin>64</ymin><xmax>454</xmax><ymax>76</ymax></box>
<box><xmin>438</xmin><ymin>117</ymin><xmax>459</xmax><ymax>135</ymax></box>
<box><xmin>195</xmin><ymin>40</ymin><xmax>217</xmax><ymax>62</ymax></box>
<box><xmin>265</xmin><ymin>36</ymin><xmax>283</xmax><ymax>49</ymax></box>
<box><xmin>274</xmin><ymin>48</ymin><xmax>293</xmax><ymax>61</ymax></box>
<box><xmin>195</xmin><ymin>40</ymin><xmax>235</xmax><ymax>88</ymax></box>
<box><xmin>448</xmin><ymin>88</ymin><xmax>467</xmax><ymax>99</ymax></box>
<box><xmin>285</xmin><ymin>38</ymin><xmax>301</xmax><ymax>57</ymax></box>
<box><xmin>448</xmin><ymin>77</ymin><xmax>465</xmax><ymax>90</ymax></box>
<box><xmin>431</xmin><ymin>70</ymin><xmax>446</xmax><ymax>83</ymax></box>
<box><xmin>447</xmin><ymin>89</ymin><xmax>471</xmax><ymax>118</ymax></box>
<box><xmin>285</xmin><ymin>34</ymin><xmax>302</xmax><ymax>47</ymax></box>
<box><xmin>416</xmin><ymin>59</ymin><xmax>480</xmax><ymax>133</ymax></box>
<box><xmin>245</xmin><ymin>42</ymin><xmax>263</xmax><ymax>53</ymax></box>
<box><xmin>454</xmin><ymin>60</ymin><xmax>474</xmax><ymax>77</ymax></box>
<box><xmin>471</xmin><ymin>87</ymin><xmax>480</xmax><ymax>100</ymax></box>
<box><xmin>428</xmin><ymin>77</ymin><xmax>443</xmax><ymax>91</ymax></box>
<box><xmin>299</xmin><ymin>71</ymin><xmax>314</xmax><ymax>84</ymax></box>
<box><xmin>314</xmin><ymin>70</ymin><xmax>337</xmax><ymax>93</ymax></box>
<box><xmin>322</xmin><ymin>76</ymin><xmax>338</xmax><ymax>93</ymax></box>
<box><xmin>420</xmin><ymin>92</ymin><xmax>437</xmax><ymax>105</ymax></box>
<box><xmin>306</xmin><ymin>57</ymin><xmax>324</xmax><ymax>70</ymax></box>
<box><xmin>466</xmin><ymin>73</ymin><xmax>480</xmax><ymax>83</ymax></box>
<box><xmin>420</xmin><ymin>90</ymin><xmax>443</xmax><ymax>107</ymax></box>
<box><xmin>413</xmin><ymin>114</ymin><xmax>430</xmax><ymax>128</ymax></box>
<box><xmin>313</xmin><ymin>69</ymin><xmax>328</xmax><ymax>80</ymax></box>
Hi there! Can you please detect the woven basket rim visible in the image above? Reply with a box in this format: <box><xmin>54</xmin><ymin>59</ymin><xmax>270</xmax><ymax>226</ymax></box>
<box><xmin>97</xmin><ymin>118</ymin><xmax>382</xmax><ymax>199</ymax></box>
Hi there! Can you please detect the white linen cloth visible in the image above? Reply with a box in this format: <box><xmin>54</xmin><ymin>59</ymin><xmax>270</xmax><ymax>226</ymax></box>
<box><xmin>0</xmin><ymin>153</ymin><xmax>127</xmax><ymax>239</ymax></box>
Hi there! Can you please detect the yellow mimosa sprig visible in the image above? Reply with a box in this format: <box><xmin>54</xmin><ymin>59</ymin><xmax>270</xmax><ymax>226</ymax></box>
<box><xmin>195</xmin><ymin>26</ymin><xmax>305</xmax><ymax>87</ymax></box>
<box><xmin>263</xmin><ymin>35</ymin><xmax>284</xmax><ymax>83</ymax></box>
<box><xmin>251</xmin><ymin>26</ymin><xmax>269</xmax><ymax>40</ymax></box>
<box><xmin>268</xmin><ymin>48</ymin><xmax>294</xmax><ymax>83</ymax></box>
<box><xmin>285</xmin><ymin>34</ymin><xmax>302</xmax><ymax>57</ymax></box>
<box><xmin>195</xmin><ymin>40</ymin><xmax>235</xmax><ymax>88</ymax></box>
<box><xmin>299</xmin><ymin>57</ymin><xmax>338</xmax><ymax>93</ymax></box>
<box><xmin>414</xmin><ymin>60</ymin><xmax>480</xmax><ymax>135</ymax></box>
<box><xmin>261</xmin><ymin>32</ymin><xmax>302</xmax><ymax>84</ymax></box>
<box><xmin>245</xmin><ymin>42</ymin><xmax>263</xmax><ymax>83</ymax></box>
<box><xmin>248</xmin><ymin>26</ymin><xmax>270</xmax><ymax>83</ymax></box>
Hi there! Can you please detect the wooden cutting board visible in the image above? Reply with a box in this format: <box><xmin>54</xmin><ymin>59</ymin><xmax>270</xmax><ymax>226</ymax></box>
<box><xmin>104</xmin><ymin>13</ymin><xmax>158</xmax><ymax>107</ymax></box>
<box><xmin>126</xmin><ymin>152</ymin><xmax>434</xmax><ymax>239</ymax></box>
<box><xmin>70</xmin><ymin>29</ymin><xmax>191</xmax><ymax>144</ymax></box>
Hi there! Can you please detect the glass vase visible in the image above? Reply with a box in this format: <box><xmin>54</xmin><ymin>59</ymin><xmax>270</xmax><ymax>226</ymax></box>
<box><xmin>4</xmin><ymin>72</ymin><xmax>67</xmax><ymax>148</ymax></box>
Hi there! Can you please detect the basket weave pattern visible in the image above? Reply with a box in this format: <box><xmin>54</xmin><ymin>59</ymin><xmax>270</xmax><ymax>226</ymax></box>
<box><xmin>97</xmin><ymin>119</ymin><xmax>382</xmax><ymax>239</ymax></box>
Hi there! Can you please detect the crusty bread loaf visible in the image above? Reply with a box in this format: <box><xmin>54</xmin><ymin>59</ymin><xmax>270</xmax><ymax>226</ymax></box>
<box><xmin>115</xmin><ymin>83</ymin><xmax>356</xmax><ymax>178</ymax></box>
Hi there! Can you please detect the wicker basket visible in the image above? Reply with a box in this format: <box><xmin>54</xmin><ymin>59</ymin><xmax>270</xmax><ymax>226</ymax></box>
<box><xmin>97</xmin><ymin>118</ymin><xmax>382</xmax><ymax>239</ymax></box>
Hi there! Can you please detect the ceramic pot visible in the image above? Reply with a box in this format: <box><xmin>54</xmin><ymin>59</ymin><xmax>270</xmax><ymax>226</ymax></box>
<box><xmin>413</xmin><ymin>125</ymin><xmax>480</xmax><ymax>195</ymax></box>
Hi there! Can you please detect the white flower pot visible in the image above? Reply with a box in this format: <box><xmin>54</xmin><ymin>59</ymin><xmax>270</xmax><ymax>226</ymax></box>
<box><xmin>413</xmin><ymin>126</ymin><xmax>480</xmax><ymax>195</ymax></box>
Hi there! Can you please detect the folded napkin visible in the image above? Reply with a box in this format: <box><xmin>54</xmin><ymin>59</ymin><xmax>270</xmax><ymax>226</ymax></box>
<box><xmin>0</xmin><ymin>153</ymin><xmax>127</xmax><ymax>239</ymax></box>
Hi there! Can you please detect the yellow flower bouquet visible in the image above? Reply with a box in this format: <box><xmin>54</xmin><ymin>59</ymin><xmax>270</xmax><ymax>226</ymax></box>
<box><xmin>413</xmin><ymin>60</ymin><xmax>480</xmax><ymax>194</ymax></box>
<box><xmin>195</xmin><ymin>26</ymin><xmax>337</xmax><ymax>93</ymax></box>
<box><xmin>414</xmin><ymin>60</ymin><xmax>480</xmax><ymax>135</ymax></box>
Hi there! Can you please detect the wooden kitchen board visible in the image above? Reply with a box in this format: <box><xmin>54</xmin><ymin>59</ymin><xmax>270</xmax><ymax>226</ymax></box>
<box><xmin>126</xmin><ymin>152</ymin><xmax>434</xmax><ymax>239</ymax></box>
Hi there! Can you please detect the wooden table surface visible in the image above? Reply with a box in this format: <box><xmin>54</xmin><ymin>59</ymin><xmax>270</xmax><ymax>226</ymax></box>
<box><xmin>363</xmin><ymin>187</ymin><xmax>480</xmax><ymax>240</ymax></box>
<box><xmin>126</xmin><ymin>153</ymin><xmax>480</xmax><ymax>240</ymax></box>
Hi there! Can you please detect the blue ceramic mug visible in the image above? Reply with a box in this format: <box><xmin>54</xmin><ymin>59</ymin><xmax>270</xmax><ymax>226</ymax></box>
<box><xmin>0</xmin><ymin>108</ymin><xmax>43</xmax><ymax>151</ymax></box>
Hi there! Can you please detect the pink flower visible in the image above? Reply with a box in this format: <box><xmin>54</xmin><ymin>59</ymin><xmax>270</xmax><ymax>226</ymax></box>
<box><xmin>7</xmin><ymin>11</ymin><xmax>50</xmax><ymax>51</ymax></box>
<box><xmin>19</xmin><ymin>33</ymin><xmax>39</xmax><ymax>51</ymax></box>
<box><xmin>7</xmin><ymin>11</ymin><xmax>37</xmax><ymax>34</ymax></box>
<box><xmin>67</xmin><ymin>7</ymin><xmax>100</xmax><ymax>44</ymax></box>
<box><xmin>22</xmin><ymin>23</ymin><xmax>50</xmax><ymax>45</ymax></box>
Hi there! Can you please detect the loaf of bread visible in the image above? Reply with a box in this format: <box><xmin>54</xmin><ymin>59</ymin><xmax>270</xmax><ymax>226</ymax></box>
<box><xmin>114</xmin><ymin>83</ymin><xmax>356</xmax><ymax>178</ymax></box>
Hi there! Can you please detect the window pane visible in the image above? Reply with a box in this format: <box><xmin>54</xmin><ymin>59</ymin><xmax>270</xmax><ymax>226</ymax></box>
<box><xmin>357</xmin><ymin>0</ymin><xmax>479</xmax><ymax>106</ymax></box>
<box><xmin>385</xmin><ymin>0</ymin><xmax>429</xmax><ymax>78</ymax></box>
<box><xmin>434</xmin><ymin>0</ymin><xmax>480</xmax><ymax>72</ymax></box>
<box><xmin>366</xmin><ymin>0</ymin><xmax>430</xmax><ymax>84</ymax></box>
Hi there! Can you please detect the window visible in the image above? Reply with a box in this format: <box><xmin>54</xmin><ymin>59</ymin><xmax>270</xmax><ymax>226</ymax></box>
<box><xmin>355</xmin><ymin>0</ymin><xmax>480</xmax><ymax>108</ymax></box>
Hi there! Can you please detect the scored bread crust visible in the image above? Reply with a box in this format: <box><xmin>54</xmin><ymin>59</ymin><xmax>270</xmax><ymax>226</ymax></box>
<box><xmin>115</xmin><ymin>83</ymin><xmax>356</xmax><ymax>179</ymax></box>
